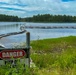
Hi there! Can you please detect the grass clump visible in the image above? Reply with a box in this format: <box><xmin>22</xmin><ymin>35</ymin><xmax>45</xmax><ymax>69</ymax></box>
<box><xmin>0</xmin><ymin>59</ymin><xmax>39</xmax><ymax>75</ymax></box>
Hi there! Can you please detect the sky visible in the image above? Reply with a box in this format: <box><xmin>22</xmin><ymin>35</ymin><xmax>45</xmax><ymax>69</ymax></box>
<box><xmin>0</xmin><ymin>0</ymin><xmax>76</xmax><ymax>18</ymax></box>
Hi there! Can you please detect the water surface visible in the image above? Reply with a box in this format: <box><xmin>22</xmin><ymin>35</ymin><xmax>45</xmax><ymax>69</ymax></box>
<box><xmin>0</xmin><ymin>22</ymin><xmax>76</xmax><ymax>48</ymax></box>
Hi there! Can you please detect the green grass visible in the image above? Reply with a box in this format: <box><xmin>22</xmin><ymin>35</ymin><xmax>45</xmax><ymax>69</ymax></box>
<box><xmin>0</xmin><ymin>36</ymin><xmax>76</xmax><ymax>75</ymax></box>
<box><xmin>30</xmin><ymin>36</ymin><xmax>76</xmax><ymax>75</ymax></box>
<box><xmin>31</xmin><ymin>36</ymin><xmax>76</xmax><ymax>53</ymax></box>
<box><xmin>0</xmin><ymin>59</ymin><xmax>39</xmax><ymax>75</ymax></box>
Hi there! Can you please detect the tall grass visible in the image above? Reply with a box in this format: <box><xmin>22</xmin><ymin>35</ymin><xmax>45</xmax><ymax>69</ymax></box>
<box><xmin>0</xmin><ymin>58</ymin><xmax>39</xmax><ymax>75</ymax></box>
<box><xmin>30</xmin><ymin>36</ymin><xmax>76</xmax><ymax>75</ymax></box>
<box><xmin>0</xmin><ymin>36</ymin><xmax>76</xmax><ymax>75</ymax></box>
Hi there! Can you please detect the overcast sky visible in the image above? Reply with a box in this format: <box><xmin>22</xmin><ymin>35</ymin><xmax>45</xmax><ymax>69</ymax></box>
<box><xmin>0</xmin><ymin>0</ymin><xmax>76</xmax><ymax>18</ymax></box>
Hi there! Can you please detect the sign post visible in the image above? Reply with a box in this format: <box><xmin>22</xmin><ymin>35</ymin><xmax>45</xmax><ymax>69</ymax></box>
<box><xmin>0</xmin><ymin>31</ymin><xmax>30</xmax><ymax>67</ymax></box>
<box><xmin>26</xmin><ymin>32</ymin><xmax>30</xmax><ymax>67</ymax></box>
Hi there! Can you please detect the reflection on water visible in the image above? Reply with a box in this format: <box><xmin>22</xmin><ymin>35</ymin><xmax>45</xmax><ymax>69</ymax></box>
<box><xmin>0</xmin><ymin>22</ymin><xmax>26</xmax><ymax>48</ymax></box>
<box><xmin>0</xmin><ymin>22</ymin><xmax>26</xmax><ymax>34</ymax></box>
<box><xmin>0</xmin><ymin>24</ymin><xmax>19</xmax><ymax>34</ymax></box>
<box><xmin>0</xmin><ymin>22</ymin><xmax>76</xmax><ymax>48</ymax></box>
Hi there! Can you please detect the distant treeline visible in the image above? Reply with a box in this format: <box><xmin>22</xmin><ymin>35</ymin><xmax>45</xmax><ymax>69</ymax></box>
<box><xmin>0</xmin><ymin>14</ymin><xmax>76</xmax><ymax>22</ymax></box>
<box><xmin>0</xmin><ymin>14</ymin><xmax>22</xmax><ymax>22</ymax></box>
<box><xmin>25</xmin><ymin>14</ymin><xmax>76</xmax><ymax>23</ymax></box>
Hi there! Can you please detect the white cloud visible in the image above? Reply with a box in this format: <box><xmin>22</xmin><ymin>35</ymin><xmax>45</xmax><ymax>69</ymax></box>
<box><xmin>0</xmin><ymin>9</ymin><xmax>26</xmax><ymax>17</ymax></box>
<box><xmin>0</xmin><ymin>0</ymin><xmax>76</xmax><ymax>17</ymax></box>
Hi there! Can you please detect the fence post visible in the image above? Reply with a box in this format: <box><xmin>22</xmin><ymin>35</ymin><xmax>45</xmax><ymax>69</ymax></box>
<box><xmin>26</xmin><ymin>32</ymin><xmax>30</xmax><ymax>67</ymax></box>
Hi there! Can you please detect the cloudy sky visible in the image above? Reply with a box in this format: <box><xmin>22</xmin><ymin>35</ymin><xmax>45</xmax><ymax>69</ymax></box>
<box><xmin>0</xmin><ymin>0</ymin><xmax>76</xmax><ymax>18</ymax></box>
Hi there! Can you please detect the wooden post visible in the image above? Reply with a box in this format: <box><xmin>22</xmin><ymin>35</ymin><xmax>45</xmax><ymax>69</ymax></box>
<box><xmin>26</xmin><ymin>32</ymin><xmax>30</xmax><ymax>49</ymax></box>
<box><xmin>26</xmin><ymin>32</ymin><xmax>30</xmax><ymax>67</ymax></box>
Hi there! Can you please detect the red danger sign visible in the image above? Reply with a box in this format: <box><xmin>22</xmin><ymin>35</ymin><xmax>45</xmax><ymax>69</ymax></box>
<box><xmin>0</xmin><ymin>50</ymin><xmax>26</xmax><ymax>59</ymax></box>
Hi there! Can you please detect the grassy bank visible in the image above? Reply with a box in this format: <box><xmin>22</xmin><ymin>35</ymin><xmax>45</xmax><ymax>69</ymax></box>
<box><xmin>31</xmin><ymin>36</ymin><xmax>76</xmax><ymax>53</ymax></box>
<box><xmin>30</xmin><ymin>36</ymin><xmax>76</xmax><ymax>75</ymax></box>
<box><xmin>0</xmin><ymin>36</ymin><xmax>76</xmax><ymax>75</ymax></box>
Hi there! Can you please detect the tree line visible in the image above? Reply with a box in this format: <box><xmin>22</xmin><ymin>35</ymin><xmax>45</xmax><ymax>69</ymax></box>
<box><xmin>0</xmin><ymin>14</ymin><xmax>76</xmax><ymax>22</ymax></box>
<box><xmin>25</xmin><ymin>14</ymin><xmax>76</xmax><ymax>23</ymax></box>
<box><xmin>0</xmin><ymin>14</ymin><xmax>22</xmax><ymax>22</ymax></box>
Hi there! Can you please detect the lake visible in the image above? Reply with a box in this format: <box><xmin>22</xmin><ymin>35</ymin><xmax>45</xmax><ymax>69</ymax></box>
<box><xmin>0</xmin><ymin>22</ymin><xmax>76</xmax><ymax>48</ymax></box>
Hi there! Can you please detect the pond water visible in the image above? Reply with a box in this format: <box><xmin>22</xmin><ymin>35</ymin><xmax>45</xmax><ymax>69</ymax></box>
<box><xmin>0</xmin><ymin>22</ymin><xmax>76</xmax><ymax>48</ymax></box>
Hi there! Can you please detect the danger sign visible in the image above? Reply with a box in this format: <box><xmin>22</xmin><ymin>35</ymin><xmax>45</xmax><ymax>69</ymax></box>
<box><xmin>0</xmin><ymin>50</ymin><xmax>26</xmax><ymax>59</ymax></box>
